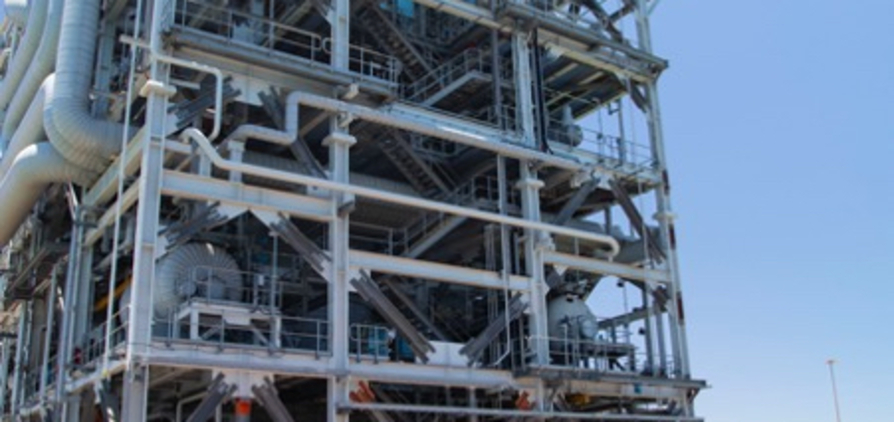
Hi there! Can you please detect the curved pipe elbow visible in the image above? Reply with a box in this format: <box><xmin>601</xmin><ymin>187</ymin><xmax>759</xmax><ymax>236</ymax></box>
<box><xmin>43</xmin><ymin>0</ymin><xmax>124</xmax><ymax>172</ymax></box>
<box><xmin>0</xmin><ymin>142</ymin><xmax>94</xmax><ymax>247</ymax></box>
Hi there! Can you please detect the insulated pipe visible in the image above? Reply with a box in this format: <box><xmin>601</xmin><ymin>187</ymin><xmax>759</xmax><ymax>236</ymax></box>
<box><xmin>0</xmin><ymin>75</ymin><xmax>49</xmax><ymax>176</ymax></box>
<box><xmin>0</xmin><ymin>142</ymin><xmax>93</xmax><ymax>252</ymax></box>
<box><xmin>0</xmin><ymin>0</ymin><xmax>47</xmax><ymax>114</ymax></box>
<box><xmin>44</xmin><ymin>0</ymin><xmax>125</xmax><ymax>172</ymax></box>
<box><xmin>4</xmin><ymin>0</ymin><xmax>29</xmax><ymax>28</ymax></box>
<box><xmin>183</xmin><ymin>129</ymin><xmax>621</xmax><ymax>255</ymax></box>
<box><xmin>1</xmin><ymin>0</ymin><xmax>62</xmax><ymax>150</ymax></box>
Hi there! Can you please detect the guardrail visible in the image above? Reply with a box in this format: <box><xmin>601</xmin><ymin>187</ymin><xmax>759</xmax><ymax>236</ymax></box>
<box><xmin>490</xmin><ymin>104</ymin><xmax>655</xmax><ymax>172</ymax></box>
<box><xmin>159</xmin><ymin>310</ymin><xmax>331</xmax><ymax>357</ymax></box>
<box><xmin>188</xmin><ymin>266</ymin><xmax>284</xmax><ymax>310</ymax></box>
<box><xmin>173</xmin><ymin>0</ymin><xmax>399</xmax><ymax>84</ymax></box>
<box><xmin>349</xmin><ymin>323</ymin><xmax>391</xmax><ymax>362</ymax></box>
<box><xmin>514</xmin><ymin>335</ymin><xmax>679</xmax><ymax>378</ymax></box>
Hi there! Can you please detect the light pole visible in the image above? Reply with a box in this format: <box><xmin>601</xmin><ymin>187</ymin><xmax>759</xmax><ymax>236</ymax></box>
<box><xmin>826</xmin><ymin>359</ymin><xmax>842</xmax><ymax>422</ymax></box>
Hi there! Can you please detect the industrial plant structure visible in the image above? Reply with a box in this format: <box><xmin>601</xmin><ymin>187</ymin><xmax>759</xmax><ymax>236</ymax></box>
<box><xmin>0</xmin><ymin>0</ymin><xmax>704</xmax><ymax>420</ymax></box>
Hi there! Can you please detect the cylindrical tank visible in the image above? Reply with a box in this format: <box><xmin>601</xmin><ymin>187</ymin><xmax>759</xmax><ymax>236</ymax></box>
<box><xmin>547</xmin><ymin>295</ymin><xmax>599</xmax><ymax>341</ymax></box>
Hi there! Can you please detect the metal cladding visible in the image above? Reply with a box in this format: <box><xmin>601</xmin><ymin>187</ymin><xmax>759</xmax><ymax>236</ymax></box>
<box><xmin>0</xmin><ymin>0</ymin><xmax>704</xmax><ymax>421</ymax></box>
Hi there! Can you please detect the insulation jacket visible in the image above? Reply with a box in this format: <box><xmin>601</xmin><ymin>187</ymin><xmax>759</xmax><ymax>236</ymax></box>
<box><xmin>0</xmin><ymin>75</ymin><xmax>49</xmax><ymax>177</ymax></box>
<box><xmin>1</xmin><ymin>0</ymin><xmax>62</xmax><ymax>148</ymax></box>
<box><xmin>0</xmin><ymin>142</ymin><xmax>94</xmax><ymax>245</ymax></box>
<box><xmin>43</xmin><ymin>0</ymin><xmax>124</xmax><ymax>172</ymax></box>
<box><xmin>0</xmin><ymin>0</ymin><xmax>46</xmax><ymax>113</ymax></box>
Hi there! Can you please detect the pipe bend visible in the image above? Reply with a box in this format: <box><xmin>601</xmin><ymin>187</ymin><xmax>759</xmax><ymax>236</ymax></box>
<box><xmin>44</xmin><ymin>0</ymin><xmax>124</xmax><ymax>172</ymax></box>
<box><xmin>0</xmin><ymin>142</ymin><xmax>94</xmax><ymax>246</ymax></box>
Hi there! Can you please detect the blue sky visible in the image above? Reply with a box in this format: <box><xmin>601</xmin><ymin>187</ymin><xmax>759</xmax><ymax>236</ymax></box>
<box><xmin>1</xmin><ymin>1</ymin><xmax>891</xmax><ymax>421</ymax></box>
<box><xmin>653</xmin><ymin>0</ymin><xmax>894</xmax><ymax>421</ymax></box>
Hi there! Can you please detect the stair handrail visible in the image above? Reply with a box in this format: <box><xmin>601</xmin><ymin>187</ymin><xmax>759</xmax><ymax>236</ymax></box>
<box><xmin>402</xmin><ymin>48</ymin><xmax>488</xmax><ymax>102</ymax></box>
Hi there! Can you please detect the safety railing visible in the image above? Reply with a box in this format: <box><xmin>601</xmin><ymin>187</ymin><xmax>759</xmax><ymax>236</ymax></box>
<box><xmin>388</xmin><ymin>175</ymin><xmax>520</xmax><ymax>255</ymax></box>
<box><xmin>173</xmin><ymin>0</ymin><xmax>399</xmax><ymax>84</ymax></box>
<box><xmin>158</xmin><ymin>311</ymin><xmax>331</xmax><ymax>357</ymax></box>
<box><xmin>188</xmin><ymin>266</ymin><xmax>284</xmax><ymax>310</ymax></box>
<box><xmin>349</xmin><ymin>324</ymin><xmax>391</xmax><ymax>362</ymax></box>
<box><xmin>408</xmin><ymin>133</ymin><xmax>468</xmax><ymax>160</ymax></box>
<box><xmin>494</xmin><ymin>104</ymin><xmax>655</xmax><ymax>172</ymax></box>
<box><xmin>74</xmin><ymin>307</ymin><xmax>129</xmax><ymax>369</ymax></box>
<box><xmin>402</xmin><ymin>48</ymin><xmax>490</xmax><ymax>102</ymax></box>
<box><xmin>515</xmin><ymin>335</ymin><xmax>679</xmax><ymax>379</ymax></box>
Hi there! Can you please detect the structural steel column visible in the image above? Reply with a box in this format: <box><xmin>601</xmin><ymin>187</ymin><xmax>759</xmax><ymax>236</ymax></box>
<box><xmin>633</xmin><ymin>0</ymin><xmax>690</xmax><ymax>380</ymax></box>
<box><xmin>331</xmin><ymin>0</ymin><xmax>351</xmax><ymax>70</ymax></box>
<box><xmin>39</xmin><ymin>266</ymin><xmax>59</xmax><ymax>412</ymax></box>
<box><xmin>57</xmin><ymin>210</ymin><xmax>90</xmax><ymax>421</ymax></box>
<box><xmin>122</xmin><ymin>1</ymin><xmax>175</xmax><ymax>419</ymax></box>
<box><xmin>512</xmin><ymin>34</ymin><xmax>535</xmax><ymax>144</ymax></box>
<box><xmin>9</xmin><ymin>301</ymin><xmax>29</xmax><ymax>418</ymax></box>
<box><xmin>0</xmin><ymin>340</ymin><xmax>9</xmax><ymax>414</ymax></box>
<box><xmin>325</xmin><ymin>125</ymin><xmax>356</xmax><ymax>422</ymax></box>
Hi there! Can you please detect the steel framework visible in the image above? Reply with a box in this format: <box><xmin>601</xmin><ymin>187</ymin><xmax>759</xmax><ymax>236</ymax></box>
<box><xmin>0</xmin><ymin>0</ymin><xmax>704</xmax><ymax>420</ymax></box>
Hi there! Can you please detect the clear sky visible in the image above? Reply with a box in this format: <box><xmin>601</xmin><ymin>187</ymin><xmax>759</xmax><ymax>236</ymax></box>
<box><xmin>1</xmin><ymin>1</ymin><xmax>891</xmax><ymax>421</ymax></box>
<box><xmin>652</xmin><ymin>1</ymin><xmax>894</xmax><ymax>421</ymax></box>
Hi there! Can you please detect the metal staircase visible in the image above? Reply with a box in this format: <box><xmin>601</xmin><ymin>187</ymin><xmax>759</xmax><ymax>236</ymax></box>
<box><xmin>355</xmin><ymin>5</ymin><xmax>434</xmax><ymax>80</ymax></box>
<box><xmin>403</xmin><ymin>49</ymin><xmax>493</xmax><ymax>108</ymax></box>
<box><xmin>377</xmin><ymin>277</ymin><xmax>450</xmax><ymax>341</ymax></box>
<box><xmin>378</xmin><ymin>130</ymin><xmax>457</xmax><ymax>198</ymax></box>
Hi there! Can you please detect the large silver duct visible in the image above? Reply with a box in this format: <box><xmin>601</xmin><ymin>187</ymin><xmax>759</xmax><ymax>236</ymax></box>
<box><xmin>0</xmin><ymin>0</ymin><xmax>61</xmax><ymax>149</ymax></box>
<box><xmin>0</xmin><ymin>0</ymin><xmax>46</xmax><ymax>117</ymax></box>
<box><xmin>0</xmin><ymin>142</ymin><xmax>93</xmax><ymax>245</ymax></box>
<box><xmin>0</xmin><ymin>0</ymin><xmax>118</xmax><ymax>248</ymax></box>
<box><xmin>43</xmin><ymin>0</ymin><xmax>124</xmax><ymax>172</ymax></box>
<box><xmin>0</xmin><ymin>75</ymin><xmax>50</xmax><ymax>177</ymax></box>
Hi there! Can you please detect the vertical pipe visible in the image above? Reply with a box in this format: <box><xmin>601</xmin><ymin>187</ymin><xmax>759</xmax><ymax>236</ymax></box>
<box><xmin>324</xmin><ymin>128</ymin><xmax>355</xmax><ymax>422</ymax></box>
<box><xmin>38</xmin><ymin>265</ymin><xmax>59</xmax><ymax>407</ymax></box>
<box><xmin>641</xmin><ymin>286</ymin><xmax>654</xmax><ymax>375</ymax></box>
<box><xmin>56</xmin><ymin>204</ymin><xmax>86</xmax><ymax>419</ymax></box>
<box><xmin>10</xmin><ymin>301</ymin><xmax>30</xmax><ymax>418</ymax></box>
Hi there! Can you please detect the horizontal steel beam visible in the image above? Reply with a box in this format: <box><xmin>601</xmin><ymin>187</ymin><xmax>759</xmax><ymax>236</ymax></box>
<box><xmin>351</xmin><ymin>251</ymin><xmax>529</xmax><ymax>291</ymax></box>
<box><xmin>543</xmin><ymin>251</ymin><xmax>671</xmax><ymax>283</ymax></box>
<box><xmin>161</xmin><ymin>171</ymin><xmax>332</xmax><ymax>222</ymax></box>
<box><xmin>342</xmin><ymin>402</ymin><xmax>702</xmax><ymax>422</ymax></box>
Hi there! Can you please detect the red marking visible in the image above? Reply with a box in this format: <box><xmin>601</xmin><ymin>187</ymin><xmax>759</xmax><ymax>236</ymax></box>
<box><xmin>235</xmin><ymin>399</ymin><xmax>252</xmax><ymax>416</ymax></box>
<box><xmin>515</xmin><ymin>391</ymin><xmax>534</xmax><ymax>410</ymax></box>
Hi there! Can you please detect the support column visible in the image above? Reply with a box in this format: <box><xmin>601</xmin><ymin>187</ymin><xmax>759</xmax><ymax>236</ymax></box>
<box><xmin>512</xmin><ymin>34</ymin><xmax>535</xmax><ymax>145</ymax></box>
<box><xmin>39</xmin><ymin>266</ymin><xmax>60</xmax><ymax>413</ymax></box>
<box><xmin>330</xmin><ymin>0</ymin><xmax>350</xmax><ymax>71</ymax></box>
<box><xmin>633</xmin><ymin>0</ymin><xmax>690</xmax><ymax>380</ymax></box>
<box><xmin>324</xmin><ymin>124</ymin><xmax>355</xmax><ymax>422</ymax></box>
<box><xmin>57</xmin><ymin>208</ymin><xmax>90</xmax><ymax>422</ymax></box>
<box><xmin>122</xmin><ymin>2</ymin><xmax>176</xmax><ymax>419</ymax></box>
<box><xmin>9</xmin><ymin>301</ymin><xmax>29</xmax><ymax>418</ymax></box>
<box><xmin>0</xmin><ymin>340</ymin><xmax>10</xmax><ymax>414</ymax></box>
